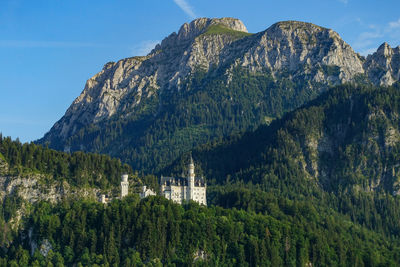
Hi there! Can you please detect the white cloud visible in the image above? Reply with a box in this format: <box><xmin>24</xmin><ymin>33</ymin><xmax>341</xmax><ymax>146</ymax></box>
<box><xmin>338</xmin><ymin>0</ymin><xmax>348</xmax><ymax>4</ymax></box>
<box><xmin>131</xmin><ymin>40</ymin><xmax>160</xmax><ymax>56</ymax></box>
<box><xmin>0</xmin><ymin>40</ymin><xmax>100</xmax><ymax>48</ymax></box>
<box><xmin>352</xmin><ymin>29</ymin><xmax>383</xmax><ymax>53</ymax></box>
<box><xmin>173</xmin><ymin>0</ymin><xmax>197</xmax><ymax>19</ymax></box>
<box><xmin>352</xmin><ymin>19</ymin><xmax>400</xmax><ymax>56</ymax></box>
<box><xmin>389</xmin><ymin>18</ymin><xmax>400</xmax><ymax>29</ymax></box>
<box><xmin>358</xmin><ymin>31</ymin><xmax>383</xmax><ymax>40</ymax></box>
<box><xmin>359</xmin><ymin>48</ymin><xmax>377</xmax><ymax>57</ymax></box>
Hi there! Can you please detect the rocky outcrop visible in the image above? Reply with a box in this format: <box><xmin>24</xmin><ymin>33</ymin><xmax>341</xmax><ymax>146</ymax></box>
<box><xmin>0</xmin><ymin>174</ymin><xmax>100</xmax><ymax>204</ymax></box>
<box><xmin>238</xmin><ymin>21</ymin><xmax>364</xmax><ymax>82</ymax></box>
<box><xmin>364</xmin><ymin>42</ymin><xmax>400</xmax><ymax>86</ymax></box>
<box><xmin>0</xmin><ymin>173</ymin><xmax>101</xmax><ymax>231</ymax></box>
<box><xmin>43</xmin><ymin>18</ymin><xmax>249</xmax><ymax>142</ymax></box>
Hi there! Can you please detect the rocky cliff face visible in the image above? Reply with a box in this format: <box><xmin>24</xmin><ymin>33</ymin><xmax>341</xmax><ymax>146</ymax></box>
<box><xmin>38</xmin><ymin>18</ymin><xmax>400</xmax><ymax>171</ymax></box>
<box><xmin>364</xmin><ymin>42</ymin><xmax>400</xmax><ymax>86</ymax></box>
<box><xmin>46</xmin><ymin>18</ymin><xmax>250</xmax><ymax>142</ymax></box>
<box><xmin>0</xmin><ymin>175</ymin><xmax>100</xmax><ymax>205</ymax></box>
<box><xmin>237</xmin><ymin>21</ymin><xmax>365</xmax><ymax>81</ymax></box>
<box><xmin>0</xmin><ymin>171</ymin><xmax>100</xmax><ymax>230</ymax></box>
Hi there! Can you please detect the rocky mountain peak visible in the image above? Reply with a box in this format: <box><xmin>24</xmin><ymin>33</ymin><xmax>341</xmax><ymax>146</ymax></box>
<box><xmin>240</xmin><ymin>20</ymin><xmax>364</xmax><ymax>82</ymax></box>
<box><xmin>265</xmin><ymin>20</ymin><xmax>341</xmax><ymax>44</ymax></box>
<box><xmin>269</xmin><ymin>20</ymin><xmax>327</xmax><ymax>31</ymax></box>
<box><xmin>157</xmin><ymin>17</ymin><xmax>247</xmax><ymax>54</ymax></box>
<box><xmin>177</xmin><ymin>17</ymin><xmax>248</xmax><ymax>40</ymax></box>
<box><xmin>376</xmin><ymin>42</ymin><xmax>392</xmax><ymax>57</ymax></box>
<box><xmin>364</xmin><ymin>42</ymin><xmax>400</xmax><ymax>86</ymax></box>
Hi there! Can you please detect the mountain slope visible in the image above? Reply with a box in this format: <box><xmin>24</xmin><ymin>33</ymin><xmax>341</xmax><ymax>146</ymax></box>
<box><xmin>38</xmin><ymin>18</ymin><xmax>400</xmax><ymax>172</ymax></box>
<box><xmin>2</xmin><ymin>85</ymin><xmax>400</xmax><ymax>266</ymax></box>
<box><xmin>164</xmin><ymin>83</ymin><xmax>400</xmax><ymax>237</ymax></box>
<box><xmin>168</xmin><ymin>83</ymin><xmax>400</xmax><ymax>193</ymax></box>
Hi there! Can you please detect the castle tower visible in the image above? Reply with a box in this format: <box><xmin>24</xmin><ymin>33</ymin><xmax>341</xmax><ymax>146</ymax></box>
<box><xmin>188</xmin><ymin>157</ymin><xmax>195</xmax><ymax>200</ymax></box>
<box><xmin>121</xmin><ymin>174</ymin><xmax>129</xmax><ymax>198</ymax></box>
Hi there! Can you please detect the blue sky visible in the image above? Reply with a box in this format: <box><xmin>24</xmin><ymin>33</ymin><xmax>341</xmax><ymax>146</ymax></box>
<box><xmin>1</xmin><ymin>0</ymin><xmax>399</xmax><ymax>143</ymax></box>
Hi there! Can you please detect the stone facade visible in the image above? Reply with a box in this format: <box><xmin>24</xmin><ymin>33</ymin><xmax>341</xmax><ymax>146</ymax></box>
<box><xmin>139</xmin><ymin>185</ymin><xmax>156</xmax><ymax>199</ymax></box>
<box><xmin>161</xmin><ymin>158</ymin><xmax>207</xmax><ymax>205</ymax></box>
<box><xmin>121</xmin><ymin>174</ymin><xmax>129</xmax><ymax>198</ymax></box>
<box><xmin>100</xmin><ymin>174</ymin><xmax>129</xmax><ymax>204</ymax></box>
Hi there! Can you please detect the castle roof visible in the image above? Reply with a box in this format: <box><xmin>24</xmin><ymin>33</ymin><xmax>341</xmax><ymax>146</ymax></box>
<box><xmin>161</xmin><ymin>176</ymin><xmax>206</xmax><ymax>187</ymax></box>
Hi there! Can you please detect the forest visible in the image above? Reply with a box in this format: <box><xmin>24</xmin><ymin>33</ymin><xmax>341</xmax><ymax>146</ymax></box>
<box><xmin>1</xmin><ymin>194</ymin><xmax>400</xmax><ymax>266</ymax></box>
<box><xmin>1</xmin><ymin>82</ymin><xmax>400</xmax><ymax>266</ymax></box>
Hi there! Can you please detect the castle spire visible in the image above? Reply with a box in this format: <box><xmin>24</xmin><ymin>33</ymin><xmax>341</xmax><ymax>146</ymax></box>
<box><xmin>189</xmin><ymin>155</ymin><xmax>195</xmax><ymax>179</ymax></box>
<box><xmin>188</xmin><ymin>156</ymin><xmax>195</xmax><ymax>201</ymax></box>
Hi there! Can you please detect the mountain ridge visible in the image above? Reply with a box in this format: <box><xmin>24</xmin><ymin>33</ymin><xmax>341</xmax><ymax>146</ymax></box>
<box><xmin>38</xmin><ymin>17</ymin><xmax>400</xmax><ymax>172</ymax></box>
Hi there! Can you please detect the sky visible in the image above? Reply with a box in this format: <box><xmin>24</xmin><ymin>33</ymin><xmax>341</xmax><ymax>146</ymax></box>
<box><xmin>1</xmin><ymin>0</ymin><xmax>400</xmax><ymax>143</ymax></box>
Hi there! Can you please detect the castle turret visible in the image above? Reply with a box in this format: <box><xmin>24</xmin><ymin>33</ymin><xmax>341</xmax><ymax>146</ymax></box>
<box><xmin>188</xmin><ymin>157</ymin><xmax>195</xmax><ymax>200</ymax></box>
<box><xmin>121</xmin><ymin>174</ymin><xmax>129</xmax><ymax>198</ymax></box>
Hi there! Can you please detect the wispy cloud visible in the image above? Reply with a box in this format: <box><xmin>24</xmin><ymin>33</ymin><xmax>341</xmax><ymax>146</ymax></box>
<box><xmin>338</xmin><ymin>0</ymin><xmax>348</xmax><ymax>4</ymax></box>
<box><xmin>0</xmin><ymin>40</ymin><xmax>102</xmax><ymax>48</ymax></box>
<box><xmin>352</xmin><ymin>26</ymin><xmax>382</xmax><ymax>55</ymax></box>
<box><xmin>131</xmin><ymin>40</ymin><xmax>160</xmax><ymax>56</ymax></box>
<box><xmin>389</xmin><ymin>18</ymin><xmax>400</xmax><ymax>29</ymax></box>
<box><xmin>352</xmin><ymin>18</ymin><xmax>400</xmax><ymax>56</ymax></box>
<box><xmin>173</xmin><ymin>0</ymin><xmax>197</xmax><ymax>19</ymax></box>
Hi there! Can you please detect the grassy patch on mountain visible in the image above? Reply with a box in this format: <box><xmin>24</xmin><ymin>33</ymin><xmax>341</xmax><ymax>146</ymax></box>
<box><xmin>201</xmin><ymin>23</ymin><xmax>253</xmax><ymax>39</ymax></box>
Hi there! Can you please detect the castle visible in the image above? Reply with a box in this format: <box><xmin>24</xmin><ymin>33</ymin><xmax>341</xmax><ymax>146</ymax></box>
<box><xmin>160</xmin><ymin>157</ymin><xmax>207</xmax><ymax>205</ymax></box>
<box><xmin>100</xmin><ymin>157</ymin><xmax>206</xmax><ymax>205</ymax></box>
<box><xmin>100</xmin><ymin>174</ymin><xmax>156</xmax><ymax>204</ymax></box>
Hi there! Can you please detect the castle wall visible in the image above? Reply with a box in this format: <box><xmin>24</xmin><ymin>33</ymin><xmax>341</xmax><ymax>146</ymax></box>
<box><xmin>192</xmin><ymin>186</ymin><xmax>206</xmax><ymax>205</ymax></box>
<box><xmin>160</xmin><ymin>159</ymin><xmax>206</xmax><ymax>205</ymax></box>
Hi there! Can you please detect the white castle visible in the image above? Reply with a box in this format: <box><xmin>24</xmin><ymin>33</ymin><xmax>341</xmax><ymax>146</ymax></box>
<box><xmin>121</xmin><ymin>174</ymin><xmax>129</xmax><ymax>198</ymax></box>
<box><xmin>100</xmin><ymin>158</ymin><xmax>206</xmax><ymax>205</ymax></box>
<box><xmin>100</xmin><ymin>174</ymin><xmax>135</xmax><ymax>204</ymax></box>
<box><xmin>140</xmin><ymin>186</ymin><xmax>156</xmax><ymax>198</ymax></box>
<box><xmin>160</xmin><ymin>157</ymin><xmax>207</xmax><ymax>205</ymax></box>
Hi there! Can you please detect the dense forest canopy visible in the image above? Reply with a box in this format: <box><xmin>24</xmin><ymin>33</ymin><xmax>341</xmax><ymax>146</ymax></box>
<box><xmin>0</xmin><ymin>136</ymin><xmax>133</xmax><ymax>189</ymax></box>
<box><xmin>2</xmin><ymin>196</ymin><xmax>400</xmax><ymax>266</ymax></box>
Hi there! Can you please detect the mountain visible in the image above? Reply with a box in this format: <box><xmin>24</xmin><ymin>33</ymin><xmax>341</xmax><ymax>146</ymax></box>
<box><xmin>38</xmin><ymin>17</ymin><xmax>400</xmax><ymax>172</ymax></box>
<box><xmin>168</xmin><ymin>82</ymin><xmax>400</xmax><ymax>190</ymax></box>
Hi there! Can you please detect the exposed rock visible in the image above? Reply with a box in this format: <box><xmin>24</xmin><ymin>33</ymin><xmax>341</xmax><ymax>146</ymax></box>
<box><xmin>194</xmin><ymin>249</ymin><xmax>208</xmax><ymax>262</ymax></box>
<box><xmin>239</xmin><ymin>21</ymin><xmax>364</xmax><ymax>82</ymax></box>
<box><xmin>38</xmin><ymin>17</ymin><xmax>400</xmax><ymax>160</ymax></box>
<box><xmin>43</xmin><ymin>18</ymin><xmax>250</xmax><ymax>142</ymax></box>
<box><xmin>364</xmin><ymin>42</ymin><xmax>400</xmax><ymax>86</ymax></box>
<box><xmin>0</xmin><ymin>174</ymin><xmax>100</xmax><ymax>204</ymax></box>
<box><xmin>39</xmin><ymin>239</ymin><xmax>52</xmax><ymax>257</ymax></box>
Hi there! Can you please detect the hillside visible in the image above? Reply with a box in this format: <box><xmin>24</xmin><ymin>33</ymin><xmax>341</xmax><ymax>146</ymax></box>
<box><xmin>164</xmin><ymin>82</ymin><xmax>400</xmax><ymax>237</ymax></box>
<box><xmin>37</xmin><ymin>17</ymin><xmax>400</xmax><ymax>173</ymax></box>
<box><xmin>2</xmin><ymin>194</ymin><xmax>400</xmax><ymax>266</ymax></box>
<box><xmin>1</xmin><ymin>84</ymin><xmax>400</xmax><ymax>265</ymax></box>
<box><xmin>168</xmin><ymin>83</ymin><xmax>400</xmax><ymax>192</ymax></box>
